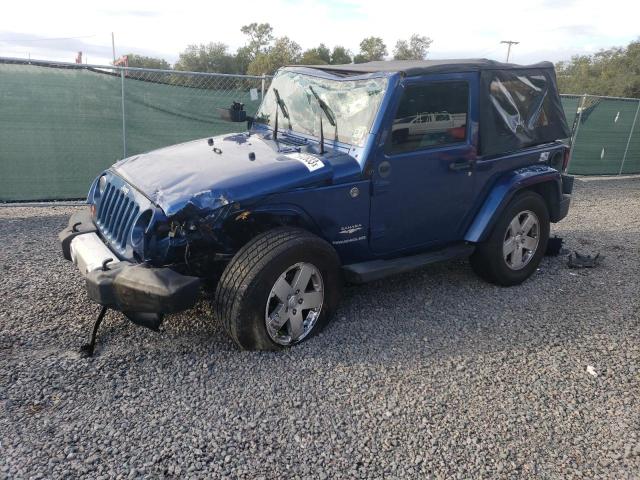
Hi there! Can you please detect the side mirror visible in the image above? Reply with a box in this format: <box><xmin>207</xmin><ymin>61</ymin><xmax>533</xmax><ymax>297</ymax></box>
<box><xmin>218</xmin><ymin>101</ymin><xmax>247</xmax><ymax>122</ymax></box>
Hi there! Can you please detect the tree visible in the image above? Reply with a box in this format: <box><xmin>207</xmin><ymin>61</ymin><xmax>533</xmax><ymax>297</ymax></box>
<box><xmin>300</xmin><ymin>43</ymin><xmax>331</xmax><ymax>65</ymax></box>
<box><xmin>355</xmin><ymin>37</ymin><xmax>387</xmax><ymax>63</ymax></box>
<box><xmin>240</xmin><ymin>22</ymin><xmax>274</xmax><ymax>60</ymax></box>
<box><xmin>174</xmin><ymin>43</ymin><xmax>239</xmax><ymax>73</ymax></box>
<box><xmin>330</xmin><ymin>46</ymin><xmax>352</xmax><ymax>65</ymax></box>
<box><xmin>247</xmin><ymin>36</ymin><xmax>302</xmax><ymax>75</ymax></box>
<box><xmin>124</xmin><ymin>54</ymin><xmax>170</xmax><ymax>69</ymax></box>
<box><xmin>393</xmin><ymin>34</ymin><xmax>433</xmax><ymax>60</ymax></box>
<box><xmin>352</xmin><ymin>54</ymin><xmax>367</xmax><ymax>64</ymax></box>
<box><xmin>556</xmin><ymin>39</ymin><xmax>640</xmax><ymax>97</ymax></box>
<box><xmin>300</xmin><ymin>51</ymin><xmax>327</xmax><ymax>65</ymax></box>
<box><xmin>234</xmin><ymin>46</ymin><xmax>253</xmax><ymax>75</ymax></box>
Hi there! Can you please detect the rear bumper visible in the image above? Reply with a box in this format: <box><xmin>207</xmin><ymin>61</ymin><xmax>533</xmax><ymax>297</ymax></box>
<box><xmin>554</xmin><ymin>194</ymin><xmax>571</xmax><ymax>222</ymax></box>
<box><xmin>561</xmin><ymin>174</ymin><xmax>574</xmax><ymax>195</ymax></box>
<box><xmin>550</xmin><ymin>174</ymin><xmax>574</xmax><ymax>222</ymax></box>
<box><xmin>59</xmin><ymin>208</ymin><xmax>200</xmax><ymax>314</ymax></box>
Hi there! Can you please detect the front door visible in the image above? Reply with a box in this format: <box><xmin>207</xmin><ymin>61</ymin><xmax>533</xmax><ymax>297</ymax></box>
<box><xmin>369</xmin><ymin>74</ymin><xmax>478</xmax><ymax>254</ymax></box>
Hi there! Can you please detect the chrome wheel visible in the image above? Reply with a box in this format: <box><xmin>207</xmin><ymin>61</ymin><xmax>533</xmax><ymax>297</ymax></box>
<box><xmin>265</xmin><ymin>262</ymin><xmax>324</xmax><ymax>346</ymax></box>
<box><xmin>503</xmin><ymin>210</ymin><xmax>540</xmax><ymax>270</ymax></box>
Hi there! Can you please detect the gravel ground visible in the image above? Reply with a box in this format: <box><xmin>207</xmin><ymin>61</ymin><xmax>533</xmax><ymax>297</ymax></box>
<box><xmin>1</xmin><ymin>176</ymin><xmax>639</xmax><ymax>479</ymax></box>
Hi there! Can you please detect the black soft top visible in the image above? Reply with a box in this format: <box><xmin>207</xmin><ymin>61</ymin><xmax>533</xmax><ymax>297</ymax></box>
<box><xmin>303</xmin><ymin>59</ymin><xmax>555</xmax><ymax>77</ymax></box>
<box><xmin>296</xmin><ymin>58</ymin><xmax>570</xmax><ymax>156</ymax></box>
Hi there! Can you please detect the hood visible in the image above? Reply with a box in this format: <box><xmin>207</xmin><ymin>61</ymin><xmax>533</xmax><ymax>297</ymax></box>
<box><xmin>113</xmin><ymin>133</ymin><xmax>361</xmax><ymax>216</ymax></box>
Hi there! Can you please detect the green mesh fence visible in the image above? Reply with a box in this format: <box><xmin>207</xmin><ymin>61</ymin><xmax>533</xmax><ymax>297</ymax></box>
<box><xmin>122</xmin><ymin>71</ymin><xmax>263</xmax><ymax>157</ymax></box>
<box><xmin>1</xmin><ymin>64</ymin><xmax>122</xmax><ymax>201</ymax></box>
<box><xmin>0</xmin><ymin>61</ymin><xmax>266</xmax><ymax>201</ymax></box>
<box><xmin>561</xmin><ymin>94</ymin><xmax>640</xmax><ymax>175</ymax></box>
<box><xmin>1</xmin><ymin>61</ymin><xmax>639</xmax><ymax>202</ymax></box>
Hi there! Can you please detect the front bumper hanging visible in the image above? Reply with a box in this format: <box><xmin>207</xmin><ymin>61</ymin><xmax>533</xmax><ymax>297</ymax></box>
<box><xmin>59</xmin><ymin>208</ymin><xmax>201</xmax><ymax>316</ymax></box>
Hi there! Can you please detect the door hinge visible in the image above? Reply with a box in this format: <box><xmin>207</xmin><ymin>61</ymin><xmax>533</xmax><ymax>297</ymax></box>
<box><xmin>371</xmin><ymin>180</ymin><xmax>390</xmax><ymax>195</ymax></box>
<box><xmin>370</xmin><ymin>225</ymin><xmax>386</xmax><ymax>240</ymax></box>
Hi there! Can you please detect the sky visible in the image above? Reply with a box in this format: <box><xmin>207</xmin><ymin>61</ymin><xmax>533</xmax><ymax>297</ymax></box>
<box><xmin>1</xmin><ymin>0</ymin><xmax>638</xmax><ymax>66</ymax></box>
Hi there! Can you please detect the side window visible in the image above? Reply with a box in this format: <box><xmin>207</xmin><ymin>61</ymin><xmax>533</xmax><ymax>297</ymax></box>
<box><xmin>387</xmin><ymin>81</ymin><xmax>469</xmax><ymax>154</ymax></box>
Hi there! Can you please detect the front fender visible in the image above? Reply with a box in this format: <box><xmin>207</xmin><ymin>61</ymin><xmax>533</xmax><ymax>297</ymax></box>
<box><xmin>250</xmin><ymin>181</ymin><xmax>373</xmax><ymax>264</ymax></box>
<box><xmin>465</xmin><ymin>165</ymin><xmax>562</xmax><ymax>243</ymax></box>
<box><xmin>249</xmin><ymin>202</ymin><xmax>323</xmax><ymax>234</ymax></box>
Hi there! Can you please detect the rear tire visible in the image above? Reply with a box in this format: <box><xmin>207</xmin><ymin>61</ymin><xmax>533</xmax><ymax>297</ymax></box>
<box><xmin>214</xmin><ymin>228</ymin><xmax>342</xmax><ymax>350</ymax></box>
<box><xmin>470</xmin><ymin>191</ymin><xmax>549</xmax><ymax>286</ymax></box>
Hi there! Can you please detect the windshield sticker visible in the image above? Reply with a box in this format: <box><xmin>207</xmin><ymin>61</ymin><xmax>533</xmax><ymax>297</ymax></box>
<box><xmin>286</xmin><ymin>152</ymin><xmax>324</xmax><ymax>172</ymax></box>
<box><xmin>352</xmin><ymin>127</ymin><xmax>367</xmax><ymax>145</ymax></box>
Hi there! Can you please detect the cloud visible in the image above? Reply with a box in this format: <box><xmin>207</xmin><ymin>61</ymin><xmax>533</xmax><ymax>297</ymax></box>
<box><xmin>100</xmin><ymin>9</ymin><xmax>161</xmax><ymax>18</ymax></box>
<box><xmin>554</xmin><ymin>25</ymin><xmax>599</xmax><ymax>37</ymax></box>
<box><xmin>0</xmin><ymin>31</ymin><xmax>173</xmax><ymax>64</ymax></box>
<box><xmin>539</xmin><ymin>0</ymin><xmax>578</xmax><ymax>6</ymax></box>
<box><xmin>0</xmin><ymin>0</ymin><xmax>638</xmax><ymax>66</ymax></box>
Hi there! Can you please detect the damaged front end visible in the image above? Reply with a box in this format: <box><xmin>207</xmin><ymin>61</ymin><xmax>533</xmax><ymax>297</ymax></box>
<box><xmin>59</xmin><ymin>129</ymin><xmax>338</xmax><ymax>354</ymax></box>
<box><xmin>59</xmin><ymin>205</ymin><xmax>202</xmax><ymax>356</ymax></box>
<box><xmin>59</xmin><ymin>173</ymin><xmax>240</xmax><ymax>354</ymax></box>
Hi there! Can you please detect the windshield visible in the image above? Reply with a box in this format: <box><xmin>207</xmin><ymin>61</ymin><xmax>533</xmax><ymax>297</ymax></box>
<box><xmin>255</xmin><ymin>70</ymin><xmax>388</xmax><ymax>147</ymax></box>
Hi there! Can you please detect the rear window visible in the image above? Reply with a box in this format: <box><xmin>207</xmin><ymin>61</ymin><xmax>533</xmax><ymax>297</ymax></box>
<box><xmin>479</xmin><ymin>69</ymin><xmax>570</xmax><ymax>156</ymax></box>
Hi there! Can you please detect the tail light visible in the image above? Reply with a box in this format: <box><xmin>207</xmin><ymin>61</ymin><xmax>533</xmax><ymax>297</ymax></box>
<box><xmin>562</xmin><ymin>148</ymin><xmax>571</xmax><ymax>172</ymax></box>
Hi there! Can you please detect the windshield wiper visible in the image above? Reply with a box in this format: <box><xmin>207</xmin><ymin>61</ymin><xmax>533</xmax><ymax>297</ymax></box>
<box><xmin>308</xmin><ymin>86</ymin><xmax>338</xmax><ymax>155</ymax></box>
<box><xmin>272</xmin><ymin>88</ymin><xmax>292</xmax><ymax>141</ymax></box>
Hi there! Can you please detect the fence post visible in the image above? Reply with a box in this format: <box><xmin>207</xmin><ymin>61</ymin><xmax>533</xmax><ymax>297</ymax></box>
<box><xmin>120</xmin><ymin>67</ymin><xmax>127</xmax><ymax>158</ymax></box>
<box><xmin>619</xmin><ymin>99</ymin><xmax>640</xmax><ymax>175</ymax></box>
<box><xmin>261</xmin><ymin>74</ymin><xmax>266</xmax><ymax>100</ymax></box>
<box><xmin>568</xmin><ymin>94</ymin><xmax>587</xmax><ymax>169</ymax></box>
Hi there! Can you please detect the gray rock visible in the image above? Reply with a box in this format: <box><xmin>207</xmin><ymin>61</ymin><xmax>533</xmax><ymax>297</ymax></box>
<box><xmin>1</xmin><ymin>177</ymin><xmax>639</xmax><ymax>478</ymax></box>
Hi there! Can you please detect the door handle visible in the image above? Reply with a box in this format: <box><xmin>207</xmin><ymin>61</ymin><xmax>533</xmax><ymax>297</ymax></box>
<box><xmin>449</xmin><ymin>160</ymin><xmax>472</xmax><ymax>171</ymax></box>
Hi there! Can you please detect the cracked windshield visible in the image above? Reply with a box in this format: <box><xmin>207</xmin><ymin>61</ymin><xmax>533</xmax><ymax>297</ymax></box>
<box><xmin>255</xmin><ymin>70</ymin><xmax>388</xmax><ymax>147</ymax></box>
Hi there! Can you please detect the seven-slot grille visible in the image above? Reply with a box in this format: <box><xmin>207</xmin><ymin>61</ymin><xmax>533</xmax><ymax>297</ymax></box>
<box><xmin>96</xmin><ymin>181</ymin><xmax>140</xmax><ymax>253</ymax></box>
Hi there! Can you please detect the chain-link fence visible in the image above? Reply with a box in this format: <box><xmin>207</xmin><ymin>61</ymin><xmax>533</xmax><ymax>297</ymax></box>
<box><xmin>2</xmin><ymin>58</ymin><xmax>640</xmax><ymax>201</ymax></box>
<box><xmin>0</xmin><ymin>58</ymin><xmax>270</xmax><ymax>201</ymax></box>
<box><xmin>561</xmin><ymin>94</ymin><xmax>640</xmax><ymax>175</ymax></box>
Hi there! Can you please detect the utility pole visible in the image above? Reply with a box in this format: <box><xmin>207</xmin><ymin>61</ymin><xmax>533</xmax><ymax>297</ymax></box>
<box><xmin>111</xmin><ymin>32</ymin><xmax>116</xmax><ymax>64</ymax></box>
<box><xmin>500</xmin><ymin>40</ymin><xmax>519</xmax><ymax>62</ymax></box>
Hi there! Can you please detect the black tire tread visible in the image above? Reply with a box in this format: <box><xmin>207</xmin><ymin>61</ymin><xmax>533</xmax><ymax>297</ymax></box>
<box><xmin>470</xmin><ymin>190</ymin><xmax>550</xmax><ymax>286</ymax></box>
<box><xmin>214</xmin><ymin>227</ymin><xmax>338</xmax><ymax>349</ymax></box>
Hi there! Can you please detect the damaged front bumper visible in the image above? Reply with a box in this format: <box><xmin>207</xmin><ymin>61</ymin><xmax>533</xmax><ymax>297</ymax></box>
<box><xmin>59</xmin><ymin>209</ymin><xmax>201</xmax><ymax>325</ymax></box>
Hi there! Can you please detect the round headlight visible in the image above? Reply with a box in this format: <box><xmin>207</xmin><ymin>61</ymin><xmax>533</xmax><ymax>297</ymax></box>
<box><xmin>98</xmin><ymin>175</ymin><xmax>107</xmax><ymax>195</ymax></box>
<box><xmin>131</xmin><ymin>210</ymin><xmax>154</xmax><ymax>246</ymax></box>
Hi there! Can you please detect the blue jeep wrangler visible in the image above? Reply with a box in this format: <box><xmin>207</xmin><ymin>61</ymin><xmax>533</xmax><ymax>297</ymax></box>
<box><xmin>60</xmin><ymin>59</ymin><xmax>573</xmax><ymax>351</ymax></box>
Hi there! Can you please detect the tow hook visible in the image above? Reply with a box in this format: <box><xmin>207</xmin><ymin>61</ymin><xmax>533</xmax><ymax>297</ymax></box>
<box><xmin>102</xmin><ymin>258</ymin><xmax>114</xmax><ymax>271</ymax></box>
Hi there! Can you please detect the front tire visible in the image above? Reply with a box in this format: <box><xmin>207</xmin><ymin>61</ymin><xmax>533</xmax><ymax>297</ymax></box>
<box><xmin>214</xmin><ymin>228</ymin><xmax>342</xmax><ymax>350</ymax></box>
<box><xmin>470</xmin><ymin>191</ymin><xmax>550</xmax><ymax>286</ymax></box>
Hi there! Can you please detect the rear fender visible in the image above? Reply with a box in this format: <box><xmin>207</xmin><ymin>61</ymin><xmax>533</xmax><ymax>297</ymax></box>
<box><xmin>465</xmin><ymin>165</ymin><xmax>562</xmax><ymax>243</ymax></box>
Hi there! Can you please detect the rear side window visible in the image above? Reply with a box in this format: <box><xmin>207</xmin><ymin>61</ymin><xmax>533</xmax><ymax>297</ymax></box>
<box><xmin>387</xmin><ymin>81</ymin><xmax>469</xmax><ymax>154</ymax></box>
<box><xmin>479</xmin><ymin>69</ymin><xmax>570</xmax><ymax>156</ymax></box>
